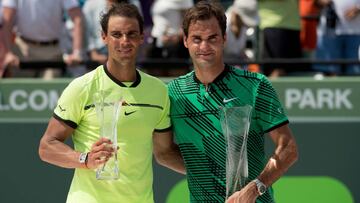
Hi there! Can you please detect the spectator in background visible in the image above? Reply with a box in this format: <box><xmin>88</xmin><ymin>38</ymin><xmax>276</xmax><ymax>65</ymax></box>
<box><xmin>0</xmin><ymin>0</ymin><xmax>6</xmax><ymax>77</ymax></box>
<box><xmin>315</xmin><ymin>0</ymin><xmax>360</xmax><ymax>75</ymax></box>
<box><xmin>0</xmin><ymin>0</ymin><xmax>16</xmax><ymax>78</ymax></box>
<box><xmin>299</xmin><ymin>0</ymin><xmax>321</xmax><ymax>58</ymax></box>
<box><xmin>82</xmin><ymin>0</ymin><xmax>141</xmax><ymax>67</ymax></box>
<box><xmin>1</xmin><ymin>0</ymin><xmax>84</xmax><ymax>79</ymax></box>
<box><xmin>224</xmin><ymin>0</ymin><xmax>259</xmax><ymax>60</ymax></box>
<box><xmin>146</xmin><ymin>0</ymin><xmax>193</xmax><ymax>76</ymax></box>
<box><xmin>149</xmin><ymin>0</ymin><xmax>192</xmax><ymax>59</ymax></box>
<box><xmin>258</xmin><ymin>0</ymin><xmax>305</xmax><ymax>77</ymax></box>
<box><xmin>60</xmin><ymin>0</ymin><xmax>88</xmax><ymax>78</ymax></box>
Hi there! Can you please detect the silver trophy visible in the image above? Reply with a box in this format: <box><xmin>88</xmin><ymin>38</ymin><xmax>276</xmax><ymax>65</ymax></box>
<box><xmin>220</xmin><ymin>105</ymin><xmax>252</xmax><ymax>201</ymax></box>
<box><xmin>93</xmin><ymin>91</ymin><xmax>122</xmax><ymax>180</ymax></box>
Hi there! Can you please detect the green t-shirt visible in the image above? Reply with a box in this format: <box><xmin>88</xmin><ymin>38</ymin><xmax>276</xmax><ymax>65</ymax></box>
<box><xmin>168</xmin><ymin>65</ymin><xmax>288</xmax><ymax>203</ymax></box>
<box><xmin>259</xmin><ymin>0</ymin><xmax>300</xmax><ymax>30</ymax></box>
<box><xmin>54</xmin><ymin>65</ymin><xmax>171</xmax><ymax>203</ymax></box>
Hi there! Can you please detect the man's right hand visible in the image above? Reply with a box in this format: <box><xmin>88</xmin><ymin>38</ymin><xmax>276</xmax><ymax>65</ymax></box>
<box><xmin>3</xmin><ymin>51</ymin><xmax>20</xmax><ymax>68</ymax></box>
<box><xmin>86</xmin><ymin>138</ymin><xmax>117</xmax><ymax>169</ymax></box>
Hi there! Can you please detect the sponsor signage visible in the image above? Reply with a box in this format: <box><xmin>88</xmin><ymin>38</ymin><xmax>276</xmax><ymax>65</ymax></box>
<box><xmin>1</xmin><ymin>77</ymin><xmax>360</xmax><ymax>122</ymax></box>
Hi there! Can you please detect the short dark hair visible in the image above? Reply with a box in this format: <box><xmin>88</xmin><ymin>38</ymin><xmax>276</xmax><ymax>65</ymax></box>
<box><xmin>100</xmin><ymin>2</ymin><xmax>144</xmax><ymax>35</ymax></box>
<box><xmin>182</xmin><ymin>1</ymin><xmax>227</xmax><ymax>37</ymax></box>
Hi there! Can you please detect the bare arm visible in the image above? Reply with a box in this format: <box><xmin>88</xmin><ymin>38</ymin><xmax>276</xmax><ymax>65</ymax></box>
<box><xmin>153</xmin><ymin>130</ymin><xmax>186</xmax><ymax>174</ymax></box>
<box><xmin>227</xmin><ymin>124</ymin><xmax>298</xmax><ymax>203</ymax></box>
<box><xmin>90</xmin><ymin>49</ymin><xmax>108</xmax><ymax>64</ymax></box>
<box><xmin>258</xmin><ymin>124</ymin><xmax>298</xmax><ymax>186</ymax></box>
<box><xmin>38</xmin><ymin>117</ymin><xmax>85</xmax><ymax>168</ymax></box>
<box><xmin>66</xmin><ymin>7</ymin><xmax>84</xmax><ymax>65</ymax></box>
<box><xmin>38</xmin><ymin>117</ymin><xmax>114</xmax><ymax>169</ymax></box>
<box><xmin>344</xmin><ymin>5</ymin><xmax>360</xmax><ymax>21</ymax></box>
<box><xmin>2</xmin><ymin>6</ymin><xmax>19</xmax><ymax>68</ymax></box>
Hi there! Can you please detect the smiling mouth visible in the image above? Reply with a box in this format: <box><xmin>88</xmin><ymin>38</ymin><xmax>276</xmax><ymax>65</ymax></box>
<box><xmin>117</xmin><ymin>48</ymin><xmax>132</xmax><ymax>53</ymax></box>
<box><xmin>197</xmin><ymin>53</ymin><xmax>213</xmax><ymax>57</ymax></box>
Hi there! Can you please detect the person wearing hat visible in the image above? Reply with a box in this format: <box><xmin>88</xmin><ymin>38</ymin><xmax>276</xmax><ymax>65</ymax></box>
<box><xmin>224</xmin><ymin>0</ymin><xmax>259</xmax><ymax>60</ymax></box>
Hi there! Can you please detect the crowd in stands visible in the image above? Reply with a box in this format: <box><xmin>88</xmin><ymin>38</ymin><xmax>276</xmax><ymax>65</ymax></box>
<box><xmin>0</xmin><ymin>0</ymin><xmax>360</xmax><ymax>79</ymax></box>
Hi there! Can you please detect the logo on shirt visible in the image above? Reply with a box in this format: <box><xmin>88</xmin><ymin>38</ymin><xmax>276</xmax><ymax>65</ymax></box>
<box><xmin>58</xmin><ymin>105</ymin><xmax>66</xmax><ymax>112</ymax></box>
<box><xmin>124</xmin><ymin>110</ymin><xmax>136</xmax><ymax>116</ymax></box>
<box><xmin>223</xmin><ymin>97</ymin><xmax>238</xmax><ymax>103</ymax></box>
<box><xmin>277</xmin><ymin>107</ymin><xmax>284</xmax><ymax>114</ymax></box>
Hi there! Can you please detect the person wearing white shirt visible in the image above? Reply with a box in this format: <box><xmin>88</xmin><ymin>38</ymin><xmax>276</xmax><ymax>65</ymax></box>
<box><xmin>224</xmin><ymin>0</ymin><xmax>259</xmax><ymax>60</ymax></box>
<box><xmin>1</xmin><ymin>0</ymin><xmax>84</xmax><ymax>78</ymax></box>
<box><xmin>149</xmin><ymin>0</ymin><xmax>193</xmax><ymax>59</ymax></box>
<box><xmin>315</xmin><ymin>0</ymin><xmax>360</xmax><ymax>75</ymax></box>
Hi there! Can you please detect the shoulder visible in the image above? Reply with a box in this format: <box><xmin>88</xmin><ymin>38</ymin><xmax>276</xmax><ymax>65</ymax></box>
<box><xmin>227</xmin><ymin>65</ymin><xmax>265</xmax><ymax>82</ymax></box>
<box><xmin>139</xmin><ymin>70</ymin><xmax>167</xmax><ymax>91</ymax></box>
<box><xmin>82</xmin><ymin>0</ymin><xmax>105</xmax><ymax>12</ymax></box>
<box><xmin>63</xmin><ymin>0</ymin><xmax>80</xmax><ymax>10</ymax></box>
<box><xmin>64</xmin><ymin>66</ymin><xmax>102</xmax><ymax>95</ymax></box>
<box><xmin>2</xmin><ymin>0</ymin><xmax>17</xmax><ymax>8</ymax></box>
<box><xmin>168</xmin><ymin>71</ymin><xmax>194</xmax><ymax>87</ymax></box>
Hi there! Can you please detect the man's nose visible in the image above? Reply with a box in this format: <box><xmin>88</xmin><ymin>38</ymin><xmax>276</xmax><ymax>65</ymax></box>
<box><xmin>120</xmin><ymin>34</ymin><xmax>130</xmax><ymax>42</ymax></box>
<box><xmin>199</xmin><ymin>41</ymin><xmax>210</xmax><ymax>50</ymax></box>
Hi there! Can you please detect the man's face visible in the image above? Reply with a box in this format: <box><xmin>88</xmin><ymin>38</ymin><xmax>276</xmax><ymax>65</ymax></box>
<box><xmin>102</xmin><ymin>16</ymin><xmax>144</xmax><ymax>63</ymax></box>
<box><xmin>183</xmin><ymin>16</ymin><xmax>226</xmax><ymax>68</ymax></box>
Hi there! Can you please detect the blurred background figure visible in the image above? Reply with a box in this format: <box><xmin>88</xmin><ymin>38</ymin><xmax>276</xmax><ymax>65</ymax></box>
<box><xmin>60</xmin><ymin>0</ymin><xmax>88</xmax><ymax>78</ymax></box>
<box><xmin>82</xmin><ymin>0</ymin><xmax>142</xmax><ymax>68</ymax></box>
<box><xmin>258</xmin><ymin>0</ymin><xmax>305</xmax><ymax>77</ymax></box>
<box><xmin>224</xmin><ymin>0</ymin><xmax>260</xmax><ymax>73</ymax></box>
<box><xmin>1</xmin><ymin>0</ymin><xmax>84</xmax><ymax>79</ymax></box>
<box><xmin>299</xmin><ymin>0</ymin><xmax>321</xmax><ymax>58</ymax></box>
<box><xmin>315</xmin><ymin>0</ymin><xmax>360</xmax><ymax>76</ymax></box>
<box><xmin>0</xmin><ymin>0</ymin><xmax>7</xmax><ymax>77</ymax></box>
<box><xmin>224</xmin><ymin>0</ymin><xmax>259</xmax><ymax>60</ymax></box>
<box><xmin>145</xmin><ymin>0</ymin><xmax>193</xmax><ymax>76</ymax></box>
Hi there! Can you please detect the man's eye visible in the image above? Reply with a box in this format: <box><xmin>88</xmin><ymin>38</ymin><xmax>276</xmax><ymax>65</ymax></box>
<box><xmin>112</xmin><ymin>33</ymin><xmax>121</xmax><ymax>38</ymax></box>
<box><xmin>128</xmin><ymin>33</ymin><xmax>138</xmax><ymax>39</ymax></box>
<box><xmin>193</xmin><ymin>38</ymin><xmax>201</xmax><ymax>43</ymax></box>
<box><xmin>209</xmin><ymin>37</ymin><xmax>217</xmax><ymax>43</ymax></box>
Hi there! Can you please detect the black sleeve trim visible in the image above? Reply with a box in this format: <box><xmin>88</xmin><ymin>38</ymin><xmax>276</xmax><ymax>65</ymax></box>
<box><xmin>264</xmin><ymin>120</ymin><xmax>289</xmax><ymax>133</ymax></box>
<box><xmin>154</xmin><ymin>126</ymin><xmax>172</xmax><ymax>133</ymax></box>
<box><xmin>53</xmin><ymin>113</ymin><xmax>78</xmax><ymax>129</ymax></box>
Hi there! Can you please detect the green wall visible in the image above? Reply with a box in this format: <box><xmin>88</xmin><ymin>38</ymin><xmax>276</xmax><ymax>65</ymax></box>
<box><xmin>0</xmin><ymin>77</ymin><xmax>359</xmax><ymax>203</ymax></box>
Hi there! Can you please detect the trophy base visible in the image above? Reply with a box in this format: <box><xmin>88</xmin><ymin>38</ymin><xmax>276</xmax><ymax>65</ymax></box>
<box><xmin>96</xmin><ymin>172</ymin><xmax>119</xmax><ymax>180</ymax></box>
<box><xmin>96</xmin><ymin>166</ymin><xmax>119</xmax><ymax>180</ymax></box>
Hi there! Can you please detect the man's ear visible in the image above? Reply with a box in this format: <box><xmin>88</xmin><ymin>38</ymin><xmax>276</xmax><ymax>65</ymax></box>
<box><xmin>183</xmin><ymin>34</ymin><xmax>188</xmax><ymax>48</ymax></box>
<box><xmin>139</xmin><ymin>33</ymin><xmax>144</xmax><ymax>44</ymax></box>
<box><xmin>101</xmin><ymin>32</ymin><xmax>107</xmax><ymax>44</ymax></box>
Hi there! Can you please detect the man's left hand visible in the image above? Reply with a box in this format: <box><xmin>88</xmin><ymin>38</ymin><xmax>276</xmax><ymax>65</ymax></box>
<box><xmin>226</xmin><ymin>181</ymin><xmax>258</xmax><ymax>203</ymax></box>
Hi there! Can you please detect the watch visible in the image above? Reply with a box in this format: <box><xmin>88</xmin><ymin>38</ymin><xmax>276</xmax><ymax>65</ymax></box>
<box><xmin>254</xmin><ymin>178</ymin><xmax>267</xmax><ymax>196</ymax></box>
<box><xmin>79</xmin><ymin>152</ymin><xmax>88</xmax><ymax>164</ymax></box>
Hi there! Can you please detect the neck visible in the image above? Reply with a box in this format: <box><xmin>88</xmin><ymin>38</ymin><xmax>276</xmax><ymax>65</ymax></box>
<box><xmin>106</xmin><ymin>60</ymin><xmax>137</xmax><ymax>82</ymax></box>
<box><xmin>194</xmin><ymin>63</ymin><xmax>225</xmax><ymax>85</ymax></box>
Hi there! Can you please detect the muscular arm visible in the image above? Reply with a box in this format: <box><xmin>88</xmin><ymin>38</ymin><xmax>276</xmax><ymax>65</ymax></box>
<box><xmin>153</xmin><ymin>130</ymin><xmax>186</xmax><ymax>174</ymax></box>
<box><xmin>38</xmin><ymin>117</ymin><xmax>85</xmax><ymax>169</ymax></box>
<box><xmin>2</xmin><ymin>6</ymin><xmax>19</xmax><ymax>67</ymax></box>
<box><xmin>258</xmin><ymin>124</ymin><xmax>298</xmax><ymax>187</ymax></box>
<box><xmin>227</xmin><ymin>124</ymin><xmax>298</xmax><ymax>203</ymax></box>
<box><xmin>38</xmin><ymin>117</ymin><xmax>114</xmax><ymax>169</ymax></box>
<box><xmin>66</xmin><ymin>7</ymin><xmax>84</xmax><ymax>64</ymax></box>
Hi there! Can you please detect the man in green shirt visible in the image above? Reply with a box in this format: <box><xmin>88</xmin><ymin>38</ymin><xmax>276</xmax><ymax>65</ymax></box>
<box><xmin>168</xmin><ymin>1</ymin><xmax>298</xmax><ymax>202</ymax></box>
<box><xmin>38</xmin><ymin>3</ymin><xmax>184</xmax><ymax>203</ymax></box>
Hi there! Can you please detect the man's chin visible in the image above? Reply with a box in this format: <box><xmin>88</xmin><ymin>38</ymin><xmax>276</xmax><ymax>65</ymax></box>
<box><xmin>195</xmin><ymin>60</ymin><xmax>214</xmax><ymax>67</ymax></box>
